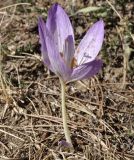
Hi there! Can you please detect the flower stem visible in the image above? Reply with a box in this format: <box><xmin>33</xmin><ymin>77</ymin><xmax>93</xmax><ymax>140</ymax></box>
<box><xmin>59</xmin><ymin>78</ymin><xmax>73</xmax><ymax>147</ymax></box>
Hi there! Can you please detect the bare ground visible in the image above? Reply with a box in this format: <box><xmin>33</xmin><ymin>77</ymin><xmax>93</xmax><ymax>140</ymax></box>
<box><xmin>0</xmin><ymin>0</ymin><xmax>134</xmax><ymax>159</ymax></box>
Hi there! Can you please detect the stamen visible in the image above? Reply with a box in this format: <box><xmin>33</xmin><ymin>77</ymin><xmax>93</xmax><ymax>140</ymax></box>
<box><xmin>71</xmin><ymin>57</ymin><xmax>77</xmax><ymax>68</ymax></box>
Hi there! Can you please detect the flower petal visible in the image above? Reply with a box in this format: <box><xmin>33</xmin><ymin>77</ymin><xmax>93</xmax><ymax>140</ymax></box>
<box><xmin>69</xmin><ymin>59</ymin><xmax>102</xmax><ymax>82</ymax></box>
<box><xmin>63</xmin><ymin>35</ymin><xmax>75</xmax><ymax>67</ymax></box>
<box><xmin>44</xmin><ymin>26</ymin><xmax>72</xmax><ymax>82</ymax></box>
<box><xmin>46</xmin><ymin>3</ymin><xmax>74</xmax><ymax>54</ymax></box>
<box><xmin>75</xmin><ymin>20</ymin><xmax>104</xmax><ymax>65</ymax></box>
<box><xmin>38</xmin><ymin>17</ymin><xmax>51</xmax><ymax>67</ymax></box>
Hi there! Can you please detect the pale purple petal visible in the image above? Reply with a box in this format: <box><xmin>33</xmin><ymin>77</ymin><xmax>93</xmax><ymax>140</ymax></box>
<box><xmin>63</xmin><ymin>35</ymin><xmax>75</xmax><ymax>67</ymax></box>
<box><xmin>69</xmin><ymin>59</ymin><xmax>103</xmax><ymax>82</ymax></box>
<box><xmin>44</xmin><ymin>26</ymin><xmax>72</xmax><ymax>82</ymax></box>
<box><xmin>38</xmin><ymin>17</ymin><xmax>51</xmax><ymax>68</ymax></box>
<box><xmin>46</xmin><ymin>4</ymin><xmax>74</xmax><ymax>54</ymax></box>
<box><xmin>75</xmin><ymin>20</ymin><xmax>104</xmax><ymax>65</ymax></box>
<box><xmin>58</xmin><ymin>140</ymin><xmax>72</xmax><ymax>148</ymax></box>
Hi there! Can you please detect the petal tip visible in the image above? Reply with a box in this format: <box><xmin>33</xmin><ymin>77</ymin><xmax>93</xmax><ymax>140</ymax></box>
<box><xmin>52</xmin><ymin>3</ymin><xmax>59</xmax><ymax>8</ymax></box>
<box><xmin>38</xmin><ymin>16</ymin><xmax>45</xmax><ymax>28</ymax></box>
<box><xmin>96</xmin><ymin>19</ymin><xmax>104</xmax><ymax>27</ymax></box>
<box><xmin>97</xmin><ymin>19</ymin><xmax>105</xmax><ymax>29</ymax></box>
<box><xmin>38</xmin><ymin>16</ymin><xmax>43</xmax><ymax>23</ymax></box>
<box><xmin>50</xmin><ymin>3</ymin><xmax>63</xmax><ymax>14</ymax></box>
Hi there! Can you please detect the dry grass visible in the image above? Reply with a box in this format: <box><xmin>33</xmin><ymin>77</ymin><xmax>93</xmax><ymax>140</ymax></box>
<box><xmin>0</xmin><ymin>0</ymin><xmax>134</xmax><ymax>160</ymax></box>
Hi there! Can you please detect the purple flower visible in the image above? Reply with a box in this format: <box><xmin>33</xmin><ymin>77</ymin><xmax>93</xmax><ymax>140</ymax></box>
<box><xmin>38</xmin><ymin>4</ymin><xmax>104</xmax><ymax>83</ymax></box>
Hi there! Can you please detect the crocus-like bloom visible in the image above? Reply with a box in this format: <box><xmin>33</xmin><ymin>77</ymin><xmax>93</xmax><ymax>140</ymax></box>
<box><xmin>38</xmin><ymin>4</ymin><xmax>104</xmax><ymax>83</ymax></box>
